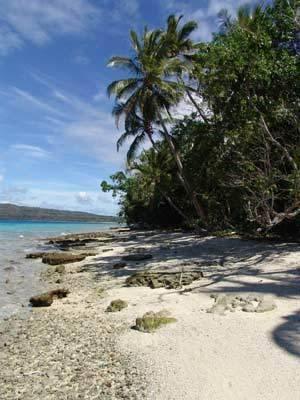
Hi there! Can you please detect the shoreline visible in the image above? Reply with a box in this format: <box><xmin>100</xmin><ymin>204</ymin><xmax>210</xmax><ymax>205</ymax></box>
<box><xmin>1</xmin><ymin>229</ymin><xmax>299</xmax><ymax>399</ymax></box>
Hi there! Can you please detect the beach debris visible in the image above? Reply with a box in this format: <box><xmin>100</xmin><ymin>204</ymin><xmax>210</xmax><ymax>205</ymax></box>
<box><xmin>207</xmin><ymin>294</ymin><xmax>276</xmax><ymax>315</ymax></box>
<box><xmin>122</xmin><ymin>253</ymin><xmax>153</xmax><ymax>262</ymax></box>
<box><xmin>29</xmin><ymin>288</ymin><xmax>69</xmax><ymax>307</ymax></box>
<box><xmin>113</xmin><ymin>262</ymin><xmax>127</xmax><ymax>269</ymax></box>
<box><xmin>42</xmin><ymin>252</ymin><xmax>87</xmax><ymax>265</ymax></box>
<box><xmin>106</xmin><ymin>299</ymin><xmax>128</xmax><ymax>312</ymax></box>
<box><xmin>133</xmin><ymin>310</ymin><xmax>176</xmax><ymax>333</ymax></box>
<box><xmin>126</xmin><ymin>270</ymin><xmax>203</xmax><ymax>289</ymax></box>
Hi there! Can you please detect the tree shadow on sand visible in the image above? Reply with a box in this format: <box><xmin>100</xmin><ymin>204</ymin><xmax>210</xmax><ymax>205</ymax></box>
<box><xmin>272</xmin><ymin>310</ymin><xmax>300</xmax><ymax>358</ymax></box>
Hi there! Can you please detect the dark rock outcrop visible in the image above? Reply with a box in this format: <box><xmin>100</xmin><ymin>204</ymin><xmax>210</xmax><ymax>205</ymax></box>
<box><xmin>42</xmin><ymin>252</ymin><xmax>87</xmax><ymax>265</ymax></box>
<box><xmin>29</xmin><ymin>288</ymin><xmax>69</xmax><ymax>307</ymax></box>
<box><xmin>26</xmin><ymin>252</ymin><xmax>47</xmax><ymax>259</ymax></box>
<box><xmin>126</xmin><ymin>270</ymin><xmax>203</xmax><ymax>289</ymax></box>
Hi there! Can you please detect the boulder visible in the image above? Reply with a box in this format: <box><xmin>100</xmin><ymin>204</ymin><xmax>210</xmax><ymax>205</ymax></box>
<box><xmin>29</xmin><ymin>293</ymin><xmax>53</xmax><ymax>307</ymax></box>
<box><xmin>126</xmin><ymin>271</ymin><xmax>204</xmax><ymax>289</ymax></box>
<box><xmin>42</xmin><ymin>252</ymin><xmax>87</xmax><ymax>265</ymax></box>
<box><xmin>133</xmin><ymin>310</ymin><xmax>176</xmax><ymax>333</ymax></box>
<box><xmin>106</xmin><ymin>299</ymin><xmax>128</xmax><ymax>312</ymax></box>
<box><xmin>29</xmin><ymin>288</ymin><xmax>69</xmax><ymax>307</ymax></box>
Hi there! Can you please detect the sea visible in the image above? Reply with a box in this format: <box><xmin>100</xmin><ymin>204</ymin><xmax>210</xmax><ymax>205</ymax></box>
<box><xmin>0</xmin><ymin>220</ymin><xmax>119</xmax><ymax>320</ymax></box>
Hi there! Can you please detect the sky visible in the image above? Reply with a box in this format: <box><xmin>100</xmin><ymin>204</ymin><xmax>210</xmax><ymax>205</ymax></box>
<box><xmin>0</xmin><ymin>0</ymin><xmax>258</xmax><ymax>216</ymax></box>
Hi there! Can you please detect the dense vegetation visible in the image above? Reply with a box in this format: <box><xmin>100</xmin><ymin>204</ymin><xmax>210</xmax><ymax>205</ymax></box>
<box><xmin>101</xmin><ymin>0</ymin><xmax>299</xmax><ymax>235</ymax></box>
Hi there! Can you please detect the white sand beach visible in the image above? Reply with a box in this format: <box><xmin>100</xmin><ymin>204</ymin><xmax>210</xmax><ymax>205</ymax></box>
<box><xmin>1</xmin><ymin>230</ymin><xmax>299</xmax><ymax>399</ymax></box>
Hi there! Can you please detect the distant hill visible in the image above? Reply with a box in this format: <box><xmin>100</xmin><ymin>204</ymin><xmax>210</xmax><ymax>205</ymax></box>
<box><xmin>0</xmin><ymin>203</ymin><xmax>118</xmax><ymax>223</ymax></box>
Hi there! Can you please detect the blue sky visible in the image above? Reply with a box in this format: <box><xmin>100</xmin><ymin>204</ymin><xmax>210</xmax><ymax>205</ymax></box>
<box><xmin>0</xmin><ymin>0</ymin><xmax>257</xmax><ymax>215</ymax></box>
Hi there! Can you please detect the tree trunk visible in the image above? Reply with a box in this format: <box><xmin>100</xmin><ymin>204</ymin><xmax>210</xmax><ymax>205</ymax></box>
<box><xmin>145</xmin><ymin>123</ymin><xmax>191</xmax><ymax>224</ymax></box>
<box><xmin>157</xmin><ymin>111</ymin><xmax>207</xmax><ymax>223</ymax></box>
<box><xmin>185</xmin><ymin>88</ymin><xmax>210</xmax><ymax>124</ymax></box>
<box><xmin>159</xmin><ymin>188</ymin><xmax>191</xmax><ymax>224</ymax></box>
<box><xmin>178</xmin><ymin>77</ymin><xmax>210</xmax><ymax>123</ymax></box>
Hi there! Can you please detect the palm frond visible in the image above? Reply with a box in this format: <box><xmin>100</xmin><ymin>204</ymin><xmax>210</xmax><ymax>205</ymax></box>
<box><xmin>107</xmin><ymin>56</ymin><xmax>140</xmax><ymax>74</ymax></box>
<box><xmin>117</xmin><ymin>130</ymin><xmax>136</xmax><ymax>151</ymax></box>
<box><xmin>130</xmin><ymin>30</ymin><xmax>141</xmax><ymax>53</ymax></box>
<box><xmin>107</xmin><ymin>78</ymin><xmax>140</xmax><ymax>98</ymax></box>
<box><xmin>178</xmin><ymin>21</ymin><xmax>198</xmax><ymax>41</ymax></box>
<box><xmin>127</xmin><ymin>132</ymin><xmax>147</xmax><ymax>163</ymax></box>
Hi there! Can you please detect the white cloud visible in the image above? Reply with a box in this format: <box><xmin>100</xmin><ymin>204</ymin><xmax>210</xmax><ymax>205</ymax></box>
<box><xmin>0</xmin><ymin>26</ymin><xmax>22</xmax><ymax>56</ymax></box>
<box><xmin>0</xmin><ymin>0</ymin><xmax>101</xmax><ymax>54</ymax></box>
<box><xmin>0</xmin><ymin>0</ymin><xmax>142</xmax><ymax>56</ymax></box>
<box><xmin>76</xmin><ymin>191</ymin><xmax>93</xmax><ymax>204</ymax></box>
<box><xmin>163</xmin><ymin>0</ymin><xmax>259</xmax><ymax>41</ymax></box>
<box><xmin>110</xmin><ymin>0</ymin><xmax>140</xmax><ymax>22</ymax></box>
<box><xmin>0</xmin><ymin>185</ymin><xmax>28</xmax><ymax>203</ymax></box>
<box><xmin>0</xmin><ymin>174</ymin><xmax>3</xmax><ymax>183</ymax></box>
<box><xmin>11</xmin><ymin>144</ymin><xmax>51</xmax><ymax>159</ymax></box>
<box><xmin>6</xmin><ymin>187</ymin><xmax>119</xmax><ymax>215</ymax></box>
<box><xmin>1</xmin><ymin>73</ymin><xmax>128</xmax><ymax>166</ymax></box>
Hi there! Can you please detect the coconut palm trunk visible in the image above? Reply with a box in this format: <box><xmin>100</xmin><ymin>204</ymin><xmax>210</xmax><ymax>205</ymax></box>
<box><xmin>157</xmin><ymin>111</ymin><xmax>207</xmax><ymax>223</ymax></box>
<box><xmin>158</xmin><ymin>188</ymin><xmax>191</xmax><ymax>224</ymax></box>
<box><xmin>144</xmin><ymin>121</ymin><xmax>191</xmax><ymax>224</ymax></box>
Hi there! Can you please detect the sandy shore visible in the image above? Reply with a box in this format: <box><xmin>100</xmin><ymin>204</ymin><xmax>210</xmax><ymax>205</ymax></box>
<box><xmin>1</xmin><ymin>229</ymin><xmax>299</xmax><ymax>399</ymax></box>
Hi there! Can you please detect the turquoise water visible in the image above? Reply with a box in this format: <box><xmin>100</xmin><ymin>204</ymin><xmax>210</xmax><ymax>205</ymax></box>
<box><xmin>0</xmin><ymin>220</ymin><xmax>117</xmax><ymax>235</ymax></box>
<box><xmin>0</xmin><ymin>220</ymin><xmax>119</xmax><ymax>319</ymax></box>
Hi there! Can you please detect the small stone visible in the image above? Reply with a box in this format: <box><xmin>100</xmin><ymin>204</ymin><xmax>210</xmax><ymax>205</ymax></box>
<box><xmin>133</xmin><ymin>310</ymin><xmax>176</xmax><ymax>333</ymax></box>
<box><xmin>106</xmin><ymin>299</ymin><xmax>128</xmax><ymax>312</ymax></box>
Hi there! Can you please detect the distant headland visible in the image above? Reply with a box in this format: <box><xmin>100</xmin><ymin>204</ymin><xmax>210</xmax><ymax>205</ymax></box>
<box><xmin>0</xmin><ymin>203</ymin><xmax>118</xmax><ymax>223</ymax></box>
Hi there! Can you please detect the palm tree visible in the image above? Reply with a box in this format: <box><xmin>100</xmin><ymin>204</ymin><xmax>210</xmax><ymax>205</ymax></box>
<box><xmin>218</xmin><ymin>4</ymin><xmax>267</xmax><ymax>35</ymax></box>
<box><xmin>162</xmin><ymin>14</ymin><xmax>210</xmax><ymax>123</ymax></box>
<box><xmin>161</xmin><ymin>14</ymin><xmax>198</xmax><ymax>57</ymax></box>
<box><xmin>115</xmin><ymin>111</ymin><xmax>156</xmax><ymax>164</ymax></box>
<box><xmin>107</xmin><ymin>27</ymin><xmax>207</xmax><ymax>222</ymax></box>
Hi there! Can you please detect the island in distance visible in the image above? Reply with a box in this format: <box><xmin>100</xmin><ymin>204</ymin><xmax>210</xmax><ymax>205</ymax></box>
<box><xmin>0</xmin><ymin>203</ymin><xmax>118</xmax><ymax>223</ymax></box>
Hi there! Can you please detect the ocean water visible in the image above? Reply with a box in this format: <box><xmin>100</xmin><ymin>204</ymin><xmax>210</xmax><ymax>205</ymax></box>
<box><xmin>0</xmin><ymin>221</ymin><xmax>119</xmax><ymax>319</ymax></box>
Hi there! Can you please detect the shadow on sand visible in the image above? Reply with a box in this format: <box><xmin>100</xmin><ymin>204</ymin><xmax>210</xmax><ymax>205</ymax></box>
<box><xmin>80</xmin><ymin>232</ymin><xmax>300</xmax><ymax>358</ymax></box>
<box><xmin>272</xmin><ymin>310</ymin><xmax>300</xmax><ymax>358</ymax></box>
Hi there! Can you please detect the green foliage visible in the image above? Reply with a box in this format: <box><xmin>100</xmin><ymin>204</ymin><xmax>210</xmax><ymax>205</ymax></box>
<box><xmin>102</xmin><ymin>1</ymin><xmax>300</xmax><ymax>235</ymax></box>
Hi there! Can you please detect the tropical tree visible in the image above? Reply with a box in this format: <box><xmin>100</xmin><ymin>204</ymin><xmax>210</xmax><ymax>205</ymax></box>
<box><xmin>129</xmin><ymin>148</ymin><xmax>190</xmax><ymax>223</ymax></box>
<box><xmin>107</xmin><ymin>26</ymin><xmax>207</xmax><ymax>222</ymax></box>
<box><xmin>162</xmin><ymin>15</ymin><xmax>210</xmax><ymax>123</ymax></box>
